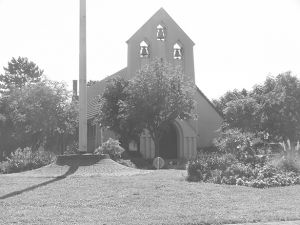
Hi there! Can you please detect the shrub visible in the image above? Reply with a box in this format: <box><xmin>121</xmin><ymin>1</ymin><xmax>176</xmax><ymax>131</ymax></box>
<box><xmin>223</xmin><ymin>163</ymin><xmax>257</xmax><ymax>179</ymax></box>
<box><xmin>269</xmin><ymin>155</ymin><xmax>300</xmax><ymax>173</ymax></box>
<box><xmin>187</xmin><ymin>154</ymin><xmax>300</xmax><ymax>188</ymax></box>
<box><xmin>0</xmin><ymin>147</ymin><xmax>55</xmax><ymax>174</ymax></box>
<box><xmin>214</xmin><ymin>129</ymin><xmax>254</xmax><ymax>154</ymax></box>
<box><xmin>245</xmin><ymin>164</ymin><xmax>300</xmax><ymax>188</ymax></box>
<box><xmin>94</xmin><ymin>138</ymin><xmax>125</xmax><ymax>160</ymax></box>
<box><xmin>214</xmin><ymin>129</ymin><xmax>267</xmax><ymax>165</ymax></box>
<box><xmin>197</xmin><ymin>145</ymin><xmax>219</xmax><ymax>154</ymax></box>
<box><xmin>64</xmin><ymin>141</ymin><xmax>78</xmax><ymax>155</ymax></box>
<box><xmin>267</xmin><ymin>140</ymin><xmax>300</xmax><ymax>173</ymax></box>
<box><xmin>186</xmin><ymin>148</ymin><xmax>300</xmax><ymax>188</ymax></box>
<box><xmin>186</xmin><ymin>153</ymin><xmax>237</xmax><ymax>182</ymax></box>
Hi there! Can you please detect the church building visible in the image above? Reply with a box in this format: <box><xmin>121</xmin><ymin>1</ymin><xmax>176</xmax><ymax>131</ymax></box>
<box><xmin>84</xmin><ymin>8</ymin><xmax>223</xmax><ymax>160</ymax></box>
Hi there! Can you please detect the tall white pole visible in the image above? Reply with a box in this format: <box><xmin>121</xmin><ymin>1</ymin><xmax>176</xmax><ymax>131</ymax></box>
<box><xmin>79</xmin><ymin>0</ymin><xmax>87</xmax><ymax>153</ymax></box>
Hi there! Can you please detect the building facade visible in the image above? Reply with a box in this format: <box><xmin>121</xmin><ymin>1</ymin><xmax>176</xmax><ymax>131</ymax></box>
<box><xmin>84</xmin><ymin>8</ymin><xmax>223</xmax><ymax>160</ymax></box>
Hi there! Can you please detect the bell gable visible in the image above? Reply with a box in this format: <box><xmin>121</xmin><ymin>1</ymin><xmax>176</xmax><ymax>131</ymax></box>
<box><xmin>126</xmin><ymin>8</ymin><xmax>195</xmax><ymax>82</ymax></box>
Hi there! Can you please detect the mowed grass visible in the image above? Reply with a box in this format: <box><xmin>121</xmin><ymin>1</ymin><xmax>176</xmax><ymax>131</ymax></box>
<box><xmin>1</xmin><ymin>169</ymin><xmax>300</xmax><ymax>225</ymax></box>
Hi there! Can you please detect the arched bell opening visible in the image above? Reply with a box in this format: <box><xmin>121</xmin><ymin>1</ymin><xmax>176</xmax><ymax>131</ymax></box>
<box><xmin>139</xmin><ymin>40</ymin><xmax>150</xmax><ymax>58</ymax></box>
<box><xmin>156</xmin><ymin>24</ymin><xmax>166</xmax><ymax>41</ymax></box>
<box><xmin>173</xmin><ymin>42</ymin><xmax>183</xmax><ymax>60</ymax></box>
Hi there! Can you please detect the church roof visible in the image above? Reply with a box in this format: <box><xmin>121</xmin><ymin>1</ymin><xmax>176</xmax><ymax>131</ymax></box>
<box><xmin>196</xmin><ymin>87</ymin><xmax>224</xmax><ymax>119</ymax></box>
<box><xmin>86</xmin><ymin>67</ymin><xmax>127</xmax><ymax>120</ymax></box>
<box><xmin>126</xmin><ymin>8</ymin><xmax>195</xmax><ymax>45</ymax></box>
<box><xmin>86</xmin><ymin>67</ymin><xmax>223</xmax><ymax>121</ymax></box>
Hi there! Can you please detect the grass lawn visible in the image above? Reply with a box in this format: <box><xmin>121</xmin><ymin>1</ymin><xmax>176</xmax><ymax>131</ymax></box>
<box><xmin>1</xmin><ymin>168</ymin><xmax>300</xmax><ymax>225</ymax></box>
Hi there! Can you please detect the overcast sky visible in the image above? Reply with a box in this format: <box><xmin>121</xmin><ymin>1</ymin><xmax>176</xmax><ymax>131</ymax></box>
<box><xmin>0</xmin><ymin>0</ymin><xmax>300</xmax><ymax>100</ymax></box>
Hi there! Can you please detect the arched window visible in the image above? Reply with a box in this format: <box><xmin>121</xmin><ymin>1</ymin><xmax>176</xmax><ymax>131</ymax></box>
<box><xmin>139</xmin><ymin>41</ymin><xmax>149</xmax><ymax>58</ymax></box>
<box><xmin>173</xmin><ymin>42</ymin><xmax>183</xmax><ymax>60</ymax></box>
<box><xmin>157</xmin><ymin>24</ymin><xmax>166</xmax><ymax>41</ymax></box>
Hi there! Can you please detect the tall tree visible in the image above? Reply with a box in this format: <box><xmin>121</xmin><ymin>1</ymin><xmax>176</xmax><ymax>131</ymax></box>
<box><xmin>258</xmin><ymin>73</ymin><xmax>300</xmax><ymax>141</ymax></box>
<box><xmin>223</xmin><ymin>97</ymin><xmax>260</xmax><ymax>132</ymax></box>
<box><xmin>123</xmin><ymin>58</ymin><xmax>195</xmax><ymax>157</ymax></box>
<box><xmin>97</xmin><ymin>76</ymin><xmax>142</xmax><ymax>150</ymax></box>
<box><xmin>0</xmin><ymin>57</ymin><xmax>43</xmax><ymax>93</ymax></box>
<box><xmin>213</xmin><ymin>72</ymin><xmax>300</xmax><ymax>142</ymax></box>
<box><xmin>212</xmin><ymin>89</ymin><xmax>247</xmax><ymax>115</ymax></box>
<box><xmin>0</xmin><ymin>79</ymin><xmax>78</xmax><ymax>156</ymax></box>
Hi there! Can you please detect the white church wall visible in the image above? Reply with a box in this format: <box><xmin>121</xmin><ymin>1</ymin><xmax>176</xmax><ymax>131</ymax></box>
<box><xmin>194</xmin><ymin>91</ymin><xmax>223</xmax><ymax>148</ymax></box>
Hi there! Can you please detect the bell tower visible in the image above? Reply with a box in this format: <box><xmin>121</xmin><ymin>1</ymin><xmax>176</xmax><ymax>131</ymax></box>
<box><xmin>126</xmin><ymin>8</ymin><xmax>195</xmax><ymax>82</ymax></box>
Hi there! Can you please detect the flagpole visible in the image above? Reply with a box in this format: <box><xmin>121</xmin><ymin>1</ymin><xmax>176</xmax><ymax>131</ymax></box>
<box><xmin>79</xmin><ymin>0</ymin><xmax>87</xmax><ymax>153</ymax></box>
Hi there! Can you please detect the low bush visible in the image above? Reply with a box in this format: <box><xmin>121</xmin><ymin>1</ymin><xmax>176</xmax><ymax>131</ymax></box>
<box><xmin>269</xmin><ymin>155</ymin><xmax>300</xmax><ymax>173</ymax></box>
<box><xmin>0</xmin><ymin>147</ymin><xmax>55</xmax><ymax>174</ymax></box>
<box><xmin>197</xmin><ymin>145</ymin><xmax>219</xmax><ymax>154</ymax></box>
<box><xmin>214</xmin><ymin>128</ymin><xmax>256</xmax><ymax>155</ymax></box>
<box><xmin>94</xmin><ymin>138</ymin><xmax>125</xmax><ymax>160</ymax></box>
<box><xmin>187</xmin><ymin>155</ymin><xmax>300</xmax><ymax>188</ymax></box>
<box><xmin>240</xmin><ymin>164</ymin><xmax>300</xmax><ymax>188</ymax></box>
<box><xmin>64</xmin><ymin>141</ymin><xmax>78</xmax><ymax>155</ymax></box>
<box><xmin>186</xmin><ymin>153</ymin><xmax>237</xmax><ymax>182</ymax></box>
<box><xmin>188</xmin><ymin>131</ymin><xmax>300</xmax><ymax>188</ymax></box>
<box><xmin>214</xmin><ymin>129</ymin><xmax>268</xmax><ymax>165</ymax></box>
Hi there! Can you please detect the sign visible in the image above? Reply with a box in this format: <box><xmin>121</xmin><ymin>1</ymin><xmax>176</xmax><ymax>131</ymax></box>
<box><xmin>153</xmin><ymin>157</ymin><xmax>165</xmax><ymax>169</ymax></box>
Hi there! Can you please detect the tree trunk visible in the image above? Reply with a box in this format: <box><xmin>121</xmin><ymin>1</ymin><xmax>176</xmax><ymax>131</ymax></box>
<box><xmin>154</xmin><ymin>136</ymin><xmax>160</xmax><ymax>158</ymax></box>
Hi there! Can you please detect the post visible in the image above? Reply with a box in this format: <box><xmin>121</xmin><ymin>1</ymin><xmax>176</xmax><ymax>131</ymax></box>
<box><xmin>79</xmin><ymin>0</ymin><xmax>87</xmax><ymax>153</ymax></box>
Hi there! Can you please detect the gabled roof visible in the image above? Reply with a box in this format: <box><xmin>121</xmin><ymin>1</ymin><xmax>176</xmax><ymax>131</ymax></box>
<box><xmin>196</xmin><ymin>87</ymin><xmax>224</xmax><ymax>119</ymax></box>
<box><xmin>86</xmin><ymin>66</ymin><xmax>223</xmax><ymax>121</ymax></box>
<box><xmin>126</xmin><ymin>8</ymin><xmax>195</xmax><ymax>45</ymax></box>
<box><xmin>87</xmin><ymin>68</ymin><xmax>127</xmax><ymax>119</ymax></box>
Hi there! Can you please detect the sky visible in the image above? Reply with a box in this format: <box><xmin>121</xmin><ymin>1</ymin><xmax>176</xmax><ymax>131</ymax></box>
<box><xmin>0</xmin><ymin>0</ymin><xmax>300</xmax><ymax>100</ymax></box>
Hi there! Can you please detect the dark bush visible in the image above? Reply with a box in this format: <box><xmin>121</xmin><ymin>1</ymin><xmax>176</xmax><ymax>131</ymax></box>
<box><xmin>197</xmin><ymin>145</ymin><xmax>219</xmax><ymax>154</ymax></box>
<box><xmin>186</xmin><ymin>153</ymin><xmax>237</xmax><ymax>182</ymax></box>
<box><xmin>186</xmin><ymin>154</ymin><xmax>300</xmax><ymax>188</ymax></box>
<box><xmin>186</xmin><ymin>136</ymin><xmax>300</xmax><ymax>188</ymax></box>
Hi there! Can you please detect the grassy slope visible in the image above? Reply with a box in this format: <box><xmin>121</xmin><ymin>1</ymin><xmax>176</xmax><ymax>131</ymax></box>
<box><xmin>0</xmin><ymin>170</ymin><xmax>300</xmax><ymax>225</ymax></box>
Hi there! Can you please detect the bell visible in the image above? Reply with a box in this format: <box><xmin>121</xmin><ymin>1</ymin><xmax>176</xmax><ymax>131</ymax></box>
<box><xmin>157</xmin><ymin>28</ymin><xmax>165</xmax><ymax>40</ymax></box>
<box><xmin>140</xmin><ymin>46</ymin><xmax>149</xmax><ymax>57</ymax></box>
<box><xmin>174</xmin><ymin>49</ymin><xmax>182</xmax><ymax>59</ymax></box>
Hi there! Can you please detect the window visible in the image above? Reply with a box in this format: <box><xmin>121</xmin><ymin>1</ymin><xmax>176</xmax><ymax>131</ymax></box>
<box><xmin>157</xmin><ymin>24</ymin><xmax>166</xmax><ymax>41</ymax></box>
<box><xmin>173</xmin><ymin>42</ymin><xmax>183</xmax><ymax>60</ymax></box>
<box><xmin>139</xmin><ymin>41</ymin><xmax>149</xmax><ymax>58</ymax></box>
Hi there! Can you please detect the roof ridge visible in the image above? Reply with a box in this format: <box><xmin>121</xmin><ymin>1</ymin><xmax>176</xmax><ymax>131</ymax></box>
<box><xmin>196</xmin><ymin>86</ymin><xmax>224</xmax><ymax>119</ymax></box>
<box><xmin>126</xmin><ymin>8</ymin><xmax>194</xmax><ymax>45</ymax></box>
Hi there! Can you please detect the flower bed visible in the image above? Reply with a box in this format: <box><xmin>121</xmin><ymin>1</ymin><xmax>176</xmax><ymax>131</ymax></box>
<box><xmin>187</xmin><ymin>154</ymin><xmax>300</xmax><ymax>188</ymax></box>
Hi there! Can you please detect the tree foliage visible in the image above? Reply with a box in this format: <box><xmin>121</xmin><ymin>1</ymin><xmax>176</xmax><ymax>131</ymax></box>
<box><xmin>0</xmin><ymin>57</ymin><xmax>43</xmax><ymax>93</ymax></box>
<box><xmin>213</xmin><ymin>72</ymin><xmax>300</xmax><ymax>141</ymax></box>
<box><xmin>258</xmin><ymin>73</ymin><xmax>300</xmax><ymax>141</ymax></box>
<box><xmin>97</xmin><ymin>58</ymin><xmax>195</xmax><ymax>155</ymax></box>
<box><xmin>0</xmin><ymin>79</ymin><xmax>78</xmax><ymax>156</ymax></box>
<box><xmin>97</xmin><ymin>76</ymin><xmax>142</xmax><ymax>149</ymax></box>
<box><xmin>123</xmin><ymin>58</ymin><xmax>195</xmax><ymax>156</ymax></box>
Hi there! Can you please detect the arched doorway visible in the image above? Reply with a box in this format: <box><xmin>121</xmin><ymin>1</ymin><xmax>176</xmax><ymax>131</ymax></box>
<box><xmin>159</xmin><ymin>123</ymin><xmax>178</xmax><ymax>159</ymax></box>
